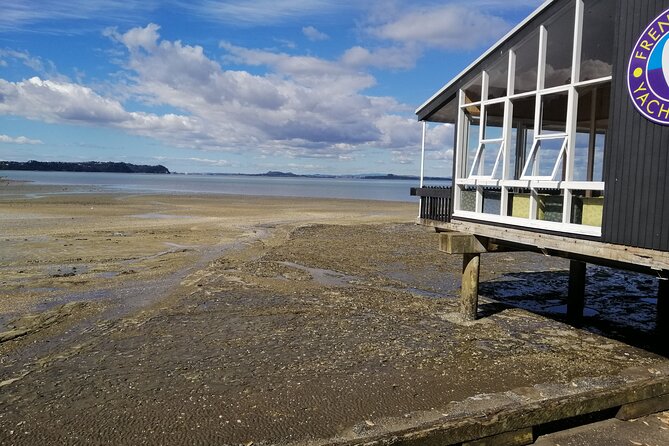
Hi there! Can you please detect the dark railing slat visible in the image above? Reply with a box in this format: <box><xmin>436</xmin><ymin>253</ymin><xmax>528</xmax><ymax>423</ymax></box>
<box><xmin>410</xmin><ymin>186</ymin><xmax>452</xmax><ymax>223</ymax></box>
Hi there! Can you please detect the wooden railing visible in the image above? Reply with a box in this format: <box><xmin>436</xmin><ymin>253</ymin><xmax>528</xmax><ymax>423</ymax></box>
<box><xmin>410</xmin><ymin>186</ymin><xmax>452</xmax><ymax>223</ymax></box>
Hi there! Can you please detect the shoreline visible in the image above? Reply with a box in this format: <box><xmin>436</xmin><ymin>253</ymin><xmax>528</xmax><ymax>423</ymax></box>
<box><xmin>0</xmin><ymin>170</ymin><xmax>424</xmax><ymax>203</ymax></box>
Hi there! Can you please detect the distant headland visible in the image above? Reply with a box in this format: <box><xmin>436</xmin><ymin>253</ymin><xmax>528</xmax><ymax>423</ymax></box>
<box><xmin>196</xmin><ymin>171</ymin><xmax>451</xmax><ymax>181</ymax></box>
<box><xmin>0</xmin><ymin>160</ymin><xmax>170</xmax><ymax>174</ymax></box>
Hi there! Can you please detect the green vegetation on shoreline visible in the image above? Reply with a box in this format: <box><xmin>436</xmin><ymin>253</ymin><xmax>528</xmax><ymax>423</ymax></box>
<box><xmin>0</xmin><ymin>160</ymin><xmax>170</xmax><ymax>174</ymax></box>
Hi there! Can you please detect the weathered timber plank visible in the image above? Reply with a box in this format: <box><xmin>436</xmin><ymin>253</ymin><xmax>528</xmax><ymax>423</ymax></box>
<box><xmin>462</xmin><ymin>428</ymin><xmax>533</xmax><ymax>446</ymax></box>
<box><xmin>345</xmin><ymin>373</ymin><xmax>669</xmax><ymax>446</ymax></box>
<box><xmin>616</xmin><ymin>393</ymin><xmax>669</xmax><ymax>421</ymax></box>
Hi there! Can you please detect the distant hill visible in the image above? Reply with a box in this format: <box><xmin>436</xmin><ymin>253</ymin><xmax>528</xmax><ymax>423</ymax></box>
<box><xmin>255</xmin><ymin>171</ymin><xmax>300</xmax><ymax>177</ymax></box>
<box><xmin>0</xmin><ymin>160</ymin><xmax>170</xmax><ymax>174</ymax></box>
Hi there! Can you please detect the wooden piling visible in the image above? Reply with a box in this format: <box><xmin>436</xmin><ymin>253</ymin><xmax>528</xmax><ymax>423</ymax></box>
<box><xmin>567</xmin><ymin>260</ymin><xmax>586</xmax><ymax>324</ymax></box>
<box><xmin>657</xmin><ymin>279</ymin><xmax>669</xmax><ymax>336</ymax></box>
<box><xmin>461</xmin><ymin>253</ymin><xmax>481</xmax><ymax>321</ymax></box>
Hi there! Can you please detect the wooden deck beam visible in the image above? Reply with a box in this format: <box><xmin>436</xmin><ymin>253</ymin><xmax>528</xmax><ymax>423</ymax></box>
<box><xmin>439</xmin><ymin>232</ymin><xmax>515</xmax><ymax>255</ymax></box>
<box><xmin>440</xmin><ymin>232</ymin><xmax>488</xmax><ymax>254</ymax></box>
<box><xmin>421</xmin><ymin>218</ymin><xmax>669</xmax><ymax>274</ymax></box>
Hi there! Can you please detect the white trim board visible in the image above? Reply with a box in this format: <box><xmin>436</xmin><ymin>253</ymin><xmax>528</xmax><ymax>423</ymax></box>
<box><xmin>452</xmin><ymin>210</ymin><xmax>602</xmax><ymax>237</ymax></box>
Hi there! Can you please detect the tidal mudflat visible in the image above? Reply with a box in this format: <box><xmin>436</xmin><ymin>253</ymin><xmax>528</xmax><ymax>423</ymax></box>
<box><xmin>0</xmin><ymin>183</ymin><xmax>667</xmax><ymax>445</ymax></box>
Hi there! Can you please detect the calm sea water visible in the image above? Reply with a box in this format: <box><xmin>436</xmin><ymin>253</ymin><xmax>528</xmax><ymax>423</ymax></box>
<box><xmin>0</xmin><ymin>170</ymin><xmax>448</xmax><ymax>203</ymax></box>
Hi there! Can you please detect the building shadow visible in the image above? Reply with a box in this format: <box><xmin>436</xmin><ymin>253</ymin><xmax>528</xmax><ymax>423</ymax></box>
<box><xmin>477</xmin><ymin>267</ymin><xmax>666</xmax><ymax>357</ymax></box>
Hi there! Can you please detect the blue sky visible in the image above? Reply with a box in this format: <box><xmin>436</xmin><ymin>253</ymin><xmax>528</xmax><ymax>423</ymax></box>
<box><xmin>0</xmin><ymin>0</ymin><xmax>542</xmax><ymax>175</ymax></box>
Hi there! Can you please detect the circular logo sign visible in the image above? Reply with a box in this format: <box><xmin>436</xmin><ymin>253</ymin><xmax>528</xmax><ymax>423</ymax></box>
<box><xmin>628</xmin><ymin>9</ymin><xmax>669</xmax><ymax>125</ymax></box>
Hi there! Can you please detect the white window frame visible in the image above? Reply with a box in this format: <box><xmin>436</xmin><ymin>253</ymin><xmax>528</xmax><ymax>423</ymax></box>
<box><xmin>452</xmin><ymin>0</ymin><xmax>609</xmax><ymax>237</ymax></box>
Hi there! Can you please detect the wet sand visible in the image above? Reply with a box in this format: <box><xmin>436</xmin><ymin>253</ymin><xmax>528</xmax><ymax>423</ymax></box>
<box><xmin>0</xmin><ymin>183</ymin><xmax>667</xmax><ymax>445</ymax></box>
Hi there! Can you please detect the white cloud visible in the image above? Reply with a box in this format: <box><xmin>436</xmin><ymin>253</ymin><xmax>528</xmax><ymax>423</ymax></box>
<box><xmin>176</xmin><ymin>0</ymin><xmax>347</xmax><ymax>26</ymax></box>
<box><xmin>0</xmin><ymin>77</ymin><xmax>200</xmax><ymax>144</ymax></box>
<box><xmin>0</xmin><ymin>49</ymin><xmax>64</xmax><ymax>81</ymax></box>
<box><xmin>0</xmin><ymin>134</ymin><xmax>43</xmax><ymax>145</ymax></box>
<box><xmin>104</xmin><ymin>23</ymin><xmax>161</xmax><ymax>52</ymax></box>
<box><xmin>340</xmin><ymin>45</ymin><xmax>418</xmax><ymax>70</ymax></box>
<box><xmin>0</xmin><ymin>0</ymin><xmax>158</xmax><ymax>32</ymax></box>
<box><xmin>0</xmin><ymin>24</ymin><xmax>425</xmax><ymax>165</ymax></box>
<box><xmin>0</xmin><ymin>24</ymin><xmax>428</xmax><ymax>165</ymax></box>
<box><xmin>426</xmin><ymin>123</ymin><xmax>454</xmax><ymax>149</ymax></box>
<box><xmin>302</xmin><ymin>26</ymin><xmax>329</xmax><ymax>41</ymax></box>
<box><xmin>369</xmin><ymin>4</ymin><xmax>510</xmax><ymax>50</ymax></box>
<box><xmin>187</xmin><ymin>157</ymin><xmax>231</xmax><ymax>167</ymax></box>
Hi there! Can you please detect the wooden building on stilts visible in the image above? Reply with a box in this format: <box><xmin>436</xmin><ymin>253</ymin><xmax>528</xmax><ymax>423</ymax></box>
<box><xmin>412</xmin><ymin>0</ymin><xmax>669</xmax><ymax>331</ymax></box>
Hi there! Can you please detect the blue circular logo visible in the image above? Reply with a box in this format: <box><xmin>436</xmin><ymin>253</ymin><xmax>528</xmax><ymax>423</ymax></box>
<box><xmin>628</xmin><ymin>9</ymin><xmax>669</xmax><ymax>125</ymax></box>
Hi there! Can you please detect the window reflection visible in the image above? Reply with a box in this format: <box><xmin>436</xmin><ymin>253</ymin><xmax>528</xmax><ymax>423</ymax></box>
<box><xmin>430</xmin><ymin>96</ymin><xmax>459</xmax><ymax>123</ymax></box>
<box><xmin>511</xmin><ymin>96</ymin><xmax>536</xmax><ymax>179</ymax></box>
<box><xmin>483</xmin><ymin>102</ymin><xmax>505</xmax><ymax>140</ymax></box>
<box><xmin>541</xmin><ymin>92</ymin><xmax>569</xmax><ymax>134</ymax></box>
<box><xmin>575</xmin><ymin>83</ymin><xmax>610</xmax><ymax>181</ymax></box>
<box><xmin>580</xmin><ymin>0</ymin><xmax>614</xmax><ymax>81</ymax></box>
<box><xmin>544</xmin><ymin>5</ymin><xmax>574</xmax><ymax>88</ymax></box>
<box><xmin>464</xmin><ymin>74</ymin><xmax>483</xmax><ymax>103</ymax></box>
<box><xmin>487</xmin><ymin>56</ymin><xmax>508</xmax><ymax>100</ymax></box>
<box><xmin>533</xmin><ymin>138</ymin><xmax>565</xmax><ymax>178</ymax></box>
<box><xmin>472</xmin><ymin>141</ymin><xmax>503</xmax><ymax>177</ymax></box>
<box><xmin>514</xmin><ymin>30</ymin><xmax>539</xmax><ymax>94</ymax></box>
<box><xmin>465</xmin><ymin>112</ymin><xmax>481</xmax><ymax>175</ymax></box>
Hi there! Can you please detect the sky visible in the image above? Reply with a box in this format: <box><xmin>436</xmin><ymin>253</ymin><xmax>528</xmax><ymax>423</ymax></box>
<box><xmin>0</xmin><ymin>0</ymin><xmax>543</xmax><ymax>175</ymax></box>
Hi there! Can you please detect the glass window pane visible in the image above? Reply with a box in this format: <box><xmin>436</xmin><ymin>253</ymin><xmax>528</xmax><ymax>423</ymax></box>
<box><xmin>593</xmin><ymin>133</ymin><xmax>605</xmax><ymax>181</ymax></box>
<box><xmin>537</xmin><ymin>192</ymin><xmax>564</xmax><ymax>222</ymax></box>
<box><xmin>464</xmin><ymin>74</ymin><xmax>482</xmax><ymax>104</ymax></box>
<box><xmin>575</xmin><ymin>83</ymin><xmax>609</xmax><ymax>181</ymax></box>
<box><xmin>483</xmin><ymin>102</ymin><xmax>505</xmax><ymax>140</ymax></box>
<box><xmin>483</xmin><ymin>188</ymin><xmax>501</xmax><ymax>215</ymax></box>
<box><xmin>535</xmin><ymin>138</ymin><xmax>565</xmax><ymax>178</ymax></box>
<box><xmin>541</xmin><ymin>91</ymin><xmax>569</xmax><ymax>134</ymax></box>
<box><xmin>430</xmin><ymin>95</ymin><xmax>459</xmax><ymax>123</ymax></box>
<box><xmin>514</xmin><ymin>30</ymin><xmax>539</xmax><ymax>94</ymax></box>
<box><xmin>509</xmin><ymin>189</ymin><xmax>531</xmax><ymax>219</ymax></box>
<box><xmin>465</xmin><ymin>111</ymin><xmax>480</xmax><ymax>176</ymax></box>
<box><xmin>571</xmin><ymin>191</ymin><xmax>603</xmax><ymax>226</ymax></box>
<box><xmin>573</xmin><ymin>132</ymin><xmax>590</xmax><ymax>181</ymax></box>
<box><xmin>460</xmin><ymin>187</ymin><xmax>476</xmax><ymax>212</ymax></box>
<box><xmin>580</xmin><ymin>0</ymin><xmax>614</xmax><ymax>81</ymax></box>
<box><xmin>472</xmin><ymin>141</ymin><xmax>502</xmax><ymax>177</ymax></box>
<box><xmin>544</xmin><ymin>5</ymin><xmax>575</xmax><ymax>88</ymax></box>
<box><xmin>511</xmin><ymin>96</ymin><xmax>536</xmax><ymax>179</ymax></box>
<box><xmin>487</xmin><ymin>56</ymin><xmax>508</xmax><ymax>100</ymax></box>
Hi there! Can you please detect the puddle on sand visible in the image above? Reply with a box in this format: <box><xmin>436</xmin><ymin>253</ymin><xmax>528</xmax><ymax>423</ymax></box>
<box><xmin>279</xmin><ymin>262</ymin><xmax>356</xmax><ymax>287</ymax></box>
<box><xmin>131</xmin><ymin>213</ymin><xmax>192</xmax><ymax>219</ymax></box>
<box><xmin>545</xmin><ymin>304</ymin><xmax>600</xmax><ymax>317</ymax></box>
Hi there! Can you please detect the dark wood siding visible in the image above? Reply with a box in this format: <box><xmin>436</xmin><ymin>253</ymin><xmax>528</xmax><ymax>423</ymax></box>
<box><xmin>602</xmin><ymin>0</ymin><xmax>669</xmax><ymax>251</ymax></box>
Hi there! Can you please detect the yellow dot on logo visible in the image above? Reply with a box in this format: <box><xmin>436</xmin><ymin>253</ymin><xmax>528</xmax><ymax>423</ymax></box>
<box><xmin>634</xmin><ymin>67</ymin><xmax>644</xmax><ymax>78</ymax></box>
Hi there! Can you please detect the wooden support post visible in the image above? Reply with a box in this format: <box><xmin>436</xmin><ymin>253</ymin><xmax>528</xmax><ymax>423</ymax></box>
<box><xmin>462</xmin><ymin>253</ymin><xmax>481</xmax><ymax>321</ymax></box>
<box><xmin>657</xmin><ymin>279</ymin><xmax>669</xmax><ymax>336</ymax></box>
<box><xmin>567</xmin><ymin>260</ymin><xmax>586</xmax><ymax>324</ymax></box>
